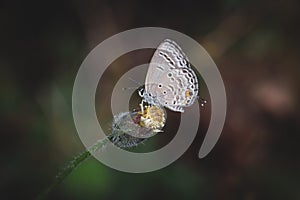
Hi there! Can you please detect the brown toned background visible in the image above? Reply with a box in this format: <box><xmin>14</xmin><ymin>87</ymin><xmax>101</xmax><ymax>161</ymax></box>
<box><xmin>1</xmin><ymin>0</ymin><xmax>300</xmax><ymax>199</ymax></box>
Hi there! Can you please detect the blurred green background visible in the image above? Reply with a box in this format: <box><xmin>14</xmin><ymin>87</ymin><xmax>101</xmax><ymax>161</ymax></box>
<box><xmin>1</xmin><ymin>0</ymin><xmax>300</xmax><ymax>199</ymax></box>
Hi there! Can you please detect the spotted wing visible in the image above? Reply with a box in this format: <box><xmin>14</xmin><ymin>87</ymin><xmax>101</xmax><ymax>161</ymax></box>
<box><xmin>151</xmin><ymin>67</ymin><xmax>198</xmax><ymax>112</ymax></box>
<box><xmin>145</xmin><ymin>39</ymin><xmax>198</xmax><ymax>112</ymax></box>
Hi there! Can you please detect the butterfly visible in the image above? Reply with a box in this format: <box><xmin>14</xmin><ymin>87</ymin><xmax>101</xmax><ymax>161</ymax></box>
<box><xmin>139</xmin><ymin>39</ymin><xmax>203</xmax><ymax>112</ymax></box>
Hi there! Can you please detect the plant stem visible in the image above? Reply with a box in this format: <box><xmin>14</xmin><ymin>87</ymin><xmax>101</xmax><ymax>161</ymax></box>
<box><xmin>36</xmin><ymin>137</ymin><xmax>109</xmax><ymax>200</ymax></box>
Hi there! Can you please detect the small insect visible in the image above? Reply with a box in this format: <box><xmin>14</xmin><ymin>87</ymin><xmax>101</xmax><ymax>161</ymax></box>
<box><xmin>139</xmin><ymin>39</ymin><xmax>206</xmax><ymax>112</ymax></box>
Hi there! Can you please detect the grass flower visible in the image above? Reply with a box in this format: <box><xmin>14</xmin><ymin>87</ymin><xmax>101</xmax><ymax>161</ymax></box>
<box><xmin>37</xmin><ymin>104</ymin><xmax>166</xmax><ymax>199</ymax></box>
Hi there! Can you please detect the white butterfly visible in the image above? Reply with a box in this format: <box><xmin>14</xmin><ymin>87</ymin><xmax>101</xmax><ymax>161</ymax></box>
<box><xmin>139</xmin><ymin>39</ymin><xmax>201</xmax><ymax>112</ymax></box>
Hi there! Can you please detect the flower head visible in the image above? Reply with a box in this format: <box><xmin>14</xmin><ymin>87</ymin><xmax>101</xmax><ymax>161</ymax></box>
<box><xmin>109</xmin><ymin>105</ymin><xmax>166</xmax><ymax>148</ymax></box>
<box><xmin>139</xmin><ymin>105</ymin><xmax>166</xmax><ymax>132</ymax></box>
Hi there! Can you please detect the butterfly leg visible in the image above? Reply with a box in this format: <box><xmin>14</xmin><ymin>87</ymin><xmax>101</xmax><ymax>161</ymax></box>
<box><xmin>139</xmin><ymin>99</ymin><xmax>145</xmax><ymax>114</ymax></box>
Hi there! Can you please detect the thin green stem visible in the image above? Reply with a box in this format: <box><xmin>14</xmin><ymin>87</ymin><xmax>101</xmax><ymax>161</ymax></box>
<box><xmin>36</xmin><ymin>137</ymin><xmax>109</xmax><ymax>200</ymax></box>
<box><xmin>36</xmin><ymin>109</ymin><xmax>157</xmax><ymax>199</ymax></box>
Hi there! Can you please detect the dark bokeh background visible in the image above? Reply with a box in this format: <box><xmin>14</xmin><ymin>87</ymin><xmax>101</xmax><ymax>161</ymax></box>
<box><xmin>1</xmin><ymin>0</ymin><xmax>300</xmax><ymax>199</ymax></box>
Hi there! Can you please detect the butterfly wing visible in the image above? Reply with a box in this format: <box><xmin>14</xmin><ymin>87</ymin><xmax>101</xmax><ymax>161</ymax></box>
<box><xmin>145</xmin><ymin>39</ymin><xmax>199</xmax><ymax>112</ymax></box>
<box><xmin>150</xmin><ymin>67</ymin><xmax>198</xmax><ymax>112</ymax></box>
<box><xmin>145</xmin><ymin>40</ymin><xmax>174</xmax><ymax>98</ymax></box>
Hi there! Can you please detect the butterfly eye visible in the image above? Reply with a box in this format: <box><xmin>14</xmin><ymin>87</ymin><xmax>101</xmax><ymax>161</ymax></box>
<box><xmin>168</xmin><ymin>73</ymin><xmax>172</xmax><ymax>77</ymax></box>
<box><xmin>138</xmin><ymin>88</ymin><xmax>145</xmax><ymax>97</ymax></box>
<box><xmin>163</xmin><ymin>91</ymin><xmax>167</xmax><ymax>94</ymax></box>
<box><xmin>158</xmin><ymin>84</ymin><xmax>162</xmax><ymax>88</ymax></box>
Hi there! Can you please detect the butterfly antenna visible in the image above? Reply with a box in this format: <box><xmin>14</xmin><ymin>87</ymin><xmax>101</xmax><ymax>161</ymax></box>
<box><xmin>122</xmin><ymin>77</ymin><xmax>144</xmax><ymax>91</ymax></box>
<box><xmin>122</xmin><ymin>86</ymin><xmax>139</xmax><ymax>91</ymax></box>
<box><xmin>127</xmin><ymin>77</ymin><xmax>142</xmax><ymax>87</ymax></box>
